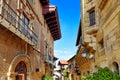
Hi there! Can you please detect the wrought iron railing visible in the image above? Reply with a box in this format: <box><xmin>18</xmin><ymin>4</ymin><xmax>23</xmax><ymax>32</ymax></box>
<box><xmin>44</xmin><ymin>54</ymin><xmax>53</xmax><ymax>65</ymax></box>
<box><xmin>0</xmin><ymin>0</ymin><xmax>38</xmax><ymax>45</ymax></box>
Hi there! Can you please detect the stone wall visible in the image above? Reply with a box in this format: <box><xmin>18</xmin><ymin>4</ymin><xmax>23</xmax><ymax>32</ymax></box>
<box><xmin>95</xmin><ymin>0</ymin><xmax>120</xmax><ymax>71</ymax></box>
<box><xmin>0</xmin><ymin>0</ymin><xmax>54</xmax><ymax>80</ymax></box>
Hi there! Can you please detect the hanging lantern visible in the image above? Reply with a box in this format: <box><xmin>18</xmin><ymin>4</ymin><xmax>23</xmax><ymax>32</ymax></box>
<box><xmin>82</xmin><ymin>49</ymin><xmax>88</xmax><ymax>57</ymax></box>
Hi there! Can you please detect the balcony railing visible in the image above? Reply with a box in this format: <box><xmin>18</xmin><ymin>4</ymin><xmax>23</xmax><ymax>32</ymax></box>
<box><xmin>44</xmin><ymin>55</ymin><xmax>54</xmax><ymax>65</ymax></box>
<box><xmin>0</xmin><ymin>0</ymin><xmax>38</xmax><ymax>45</ymax></box>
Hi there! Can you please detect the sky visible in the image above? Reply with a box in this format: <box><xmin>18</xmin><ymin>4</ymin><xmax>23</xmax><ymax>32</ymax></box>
<box><xmin>50</xmin><ymin>0</ymin><xmax>80</xmax><ymax>60</ymax></box>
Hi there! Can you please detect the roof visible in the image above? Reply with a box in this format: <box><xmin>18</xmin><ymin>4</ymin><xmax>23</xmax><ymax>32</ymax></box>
<box><xmin>68</xmin><ymin>55</ymin><xmax>76</xmax><ymax>62</ymax></box>
<box><xmin>54</xmin><ymin>56</ymin><xmax>58</xmax><ymax>61</ymax></box>
<box><xmin>43</xmin><ymin>5</ymin><xmax>61</xmax><ymax>41</ymax></box>
<box><xmin>59</xmin><ymin>60</ymin><xmax>68</xmax><ymax>65</ymax></box>
<box><xmin>76</xmin><ymin>21</ymin><xmax>82</xmax><ymax>46</ymax></box>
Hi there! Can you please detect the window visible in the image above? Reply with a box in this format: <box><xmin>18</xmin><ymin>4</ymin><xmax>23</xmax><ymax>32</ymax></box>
<box><xmin>69</xmin><ymin>64</ymin><xmax>71</xmax><ymax>70</ymax></box>
<box><xmin>87</xmin><ymin>71</ymin><xmax>90</xmax><ymax>75</ymax></box>
<box><xmin>22</xmin><ymin>14</ymin><xmax>29</xmax><ymax>35</ymax></box>
<box><xmin>44</xmin><ymin>42</ymin><xmax>49</xmax><ymax>60</ymax></box>
<box><xmin>112</xmin><ymin>62</ymin><xmax>119</xmax><ymax>72</ymax></box>
<box><xmin>89</xmin><ymin>10</ymin><xmax>96</xmax><ymax>26</ymax></box>
<box><xmin>22</xmin><ymin>14</ymin><xmax>29</xmax><ymax>26</ymax></box>
<box><xmin>99</xmin><ymin>38</ymin><xmax>104</xmax><ymax>49</ymax></box>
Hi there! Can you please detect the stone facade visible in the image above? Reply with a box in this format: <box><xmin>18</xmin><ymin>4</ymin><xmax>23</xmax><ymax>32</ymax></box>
<box><xmin>68</xmin><ymin>55</ymin><xmax>80</xmax><ymax>80</ymax></box>
<box><xmin>57</xmin><ymin>60</ymin><xmax>68</xmax><ymax>80</ymax></box>
<box><xmin>76</xmin><ymin>0</ymin><xmax>120</xmax><ymax>78</ymax></box>
<box><xmin>0</xmin><ymin>0</ymin><xmax>61</xmax><ymax>80</ymax></box>
<box><xmin>76</xmin><ymin>48</ymin><xmax>92</xmax><ymax>77</ymax></box>
<box><xmin>95</xmin><ymin>0</ymin><xmax>120</xmax><ymax>71</ymax></box>
<box><xmin>76</xmin><ymin>0</ymin><xmax>97</xmax><ymax>77</ymax></box>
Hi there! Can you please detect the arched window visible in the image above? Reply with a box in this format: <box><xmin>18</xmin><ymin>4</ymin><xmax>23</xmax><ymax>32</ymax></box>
<box><xmin>112</xmin><ymin>62</ymin><xmax>119</xmax><ymax>72</ymax></box>
<box><xmin>87</xmin><ymin>71</ymin><xmax>90</xmax><ymax>75</ymax></box>
<box><xmin>15</xmin><ymin>61</ymin><xmax>27</xmax><ymax>80</ymax></box>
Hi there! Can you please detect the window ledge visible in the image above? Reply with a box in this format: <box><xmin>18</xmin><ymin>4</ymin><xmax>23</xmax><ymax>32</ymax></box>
<box><xmin>86</xmin><ymin>26</ymin><xmax>98</xmax><ymax>35</ymax></box>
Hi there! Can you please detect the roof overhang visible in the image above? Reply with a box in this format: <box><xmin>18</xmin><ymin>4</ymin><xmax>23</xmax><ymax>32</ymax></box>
<box><xmin>54</xmin><ymin>57</ymin><xmax>58</xmax><ymax>61</ymax></box>
<box><xmin>43</xmin><ymin>5</ymin><xmax>61</xmax><ymax>41</ymax></box>
<box><xmin>40</xmin><ymin>0</ymin><xmax>49</xmax><ymax>6</ymax></box>
<box><xmin>76</xmin><ymin>21</ymin><xmax>82</xmax><ymax>46</ymax></box>
<box><xmin>68</xmin><ymin>55</ymin><xmax>76</xmax><ymax>62</ymax></box>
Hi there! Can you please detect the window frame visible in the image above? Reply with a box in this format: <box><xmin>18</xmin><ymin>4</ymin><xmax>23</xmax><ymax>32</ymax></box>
<box><xmin>21</xmin><ymin>13</ymin><xmax>29</xmax><ymax>35</ymax></box>
<box><xmin>89</xmin><ymin>9</ymin><xmax>96</xmax><ymax>26</ymax></box>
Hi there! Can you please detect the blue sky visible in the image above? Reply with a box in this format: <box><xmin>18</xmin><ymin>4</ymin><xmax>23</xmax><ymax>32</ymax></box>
<box><xmin>50</xmin><ymin>0</ymin><xmax>80</xmax><ymax>60</ymax></box>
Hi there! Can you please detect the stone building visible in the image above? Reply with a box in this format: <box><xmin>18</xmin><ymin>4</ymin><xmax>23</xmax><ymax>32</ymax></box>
<box><xmin>76</xmin><ymin>22</ymin><xmax>93</xmax><ymax>77</ymax></box>
<box><xmin>58</xmin><ymin>60</ymin><xmax>68</xmax><ymax>80</ymax></box>
<box><xmin>0</xmin><ymin>0</ymin><xmax>61</xmax><ymax>80</ymax></box>
<box><xmin>68</xmin><ymin>55</ymin><xmax>80</xmax><ymax>80</ymax></box>
<box><xmin>76</xmin><ymin>0</ymin><xmax>97</xmax><ymax>77</ymax></box>
<box><xmin>95</xmin><ymin>0</ymin><xmax>120</xmax><ymax>72</ymax></box>
<box><xmin>76</xmin><ymin>0</ymin><xmax>120</xmax><ymax>78</ymax></box>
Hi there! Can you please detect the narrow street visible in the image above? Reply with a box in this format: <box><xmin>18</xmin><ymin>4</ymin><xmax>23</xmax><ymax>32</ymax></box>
<box><xmin>0</xmin><ymin>0</ymin><xmax>120</xmax><ymax>80</ymax></box>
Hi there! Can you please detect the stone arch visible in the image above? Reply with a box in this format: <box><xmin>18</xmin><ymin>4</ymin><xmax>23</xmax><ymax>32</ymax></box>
<box><xmin>7</xmin><ymin>54</ymin><xmax>32</xmax><ymax>80</ymax></box>
<box><xmin>109</xmin><ymin>56</ymin><xmax>120</xmax><ymax>72</ymax></box>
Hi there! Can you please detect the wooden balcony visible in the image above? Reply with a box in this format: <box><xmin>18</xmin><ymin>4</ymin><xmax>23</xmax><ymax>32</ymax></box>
<box><xmin>0</xmin><ymin>0</ymin><xmax>38</xmax><ymax>45</ymax></box>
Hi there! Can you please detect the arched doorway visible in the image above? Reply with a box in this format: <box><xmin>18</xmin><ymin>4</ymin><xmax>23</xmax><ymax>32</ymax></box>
<box><xmin>112</xmin><ymin>62</ymin><xmax>119</xmax><ymax>72</ymax></box>
<box><xmin>7</xmin><ymin>54</ymin><xmax>31</xmax><ymax>80</ymax></box>
<box><xmin>15</xmin><ymin>61</ymin><xmax>27</xmax><ymax>80</ymax></box>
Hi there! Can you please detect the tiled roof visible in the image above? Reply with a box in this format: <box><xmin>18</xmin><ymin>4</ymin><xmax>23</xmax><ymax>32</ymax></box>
<box><xmin>59</xmin><ymin>60</ymin><xmax>68</xmax><ymax>65</ymax></box>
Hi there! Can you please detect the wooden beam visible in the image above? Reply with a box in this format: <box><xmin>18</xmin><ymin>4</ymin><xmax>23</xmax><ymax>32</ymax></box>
<box><xmin>48</xmin><ymin>20</ymin><xmax>57</xmax><ymax>26</ymax></box>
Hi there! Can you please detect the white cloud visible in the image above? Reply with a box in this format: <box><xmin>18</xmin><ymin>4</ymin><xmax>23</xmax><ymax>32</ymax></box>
<box><xmin>54</xmin><ymin>48</ymin><xmax>77</xmax><ymax>60</ymax></box>
<box><xmin>55</xmin><ymin>50</ymin><xmax>73</xmax><ymax>54</ymax></box>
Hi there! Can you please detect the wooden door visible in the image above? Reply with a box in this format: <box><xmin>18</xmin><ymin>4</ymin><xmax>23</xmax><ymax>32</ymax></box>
<box><xmin>15</xmin><ymin>61</ymin><xmax>27</xmax><ymax>80</ymax></box>
<box><xmin>16</xmin><ymin>74</ymin><xmax>26</xmax><ymax>80</ymax></box>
